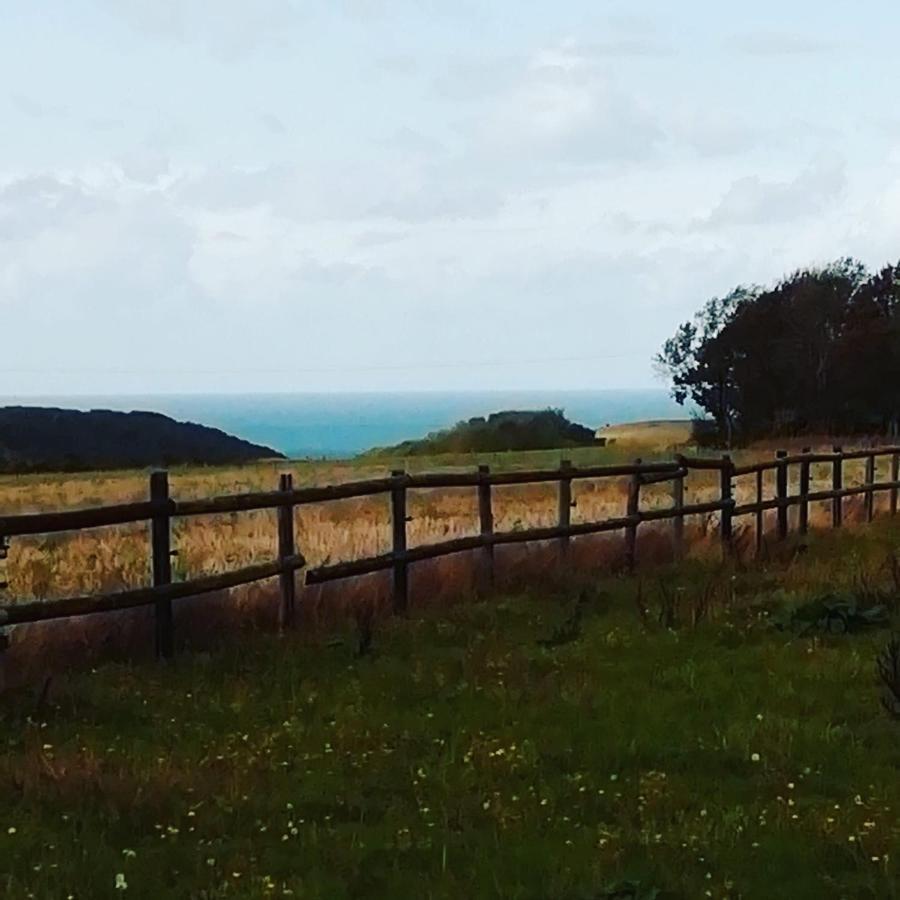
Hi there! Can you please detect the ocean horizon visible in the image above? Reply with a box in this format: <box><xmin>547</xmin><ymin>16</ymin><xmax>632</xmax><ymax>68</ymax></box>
<box><xmin>0</xmin><ymin>390</ymin><xmax>689</xmax><ymax>459</ymax></box>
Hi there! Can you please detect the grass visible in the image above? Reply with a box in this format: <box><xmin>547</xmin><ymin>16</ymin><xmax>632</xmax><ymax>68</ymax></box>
<box><xmin>596</xmin><ymin>420</ymin><xmax>694</xmax><ymax>448</ymax></box>
<box><xmin>0</xmin><ymin>432</ymin><xmax>891</xmax><ymax>607</ymax></box>
<box><xmin>2</xmin><ymin>519</ymin><xmax>899</xmax><ymax>898</ymax></box>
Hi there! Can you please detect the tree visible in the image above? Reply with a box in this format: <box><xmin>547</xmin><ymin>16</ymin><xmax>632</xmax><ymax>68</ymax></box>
<box><xmin>655</xmin><ymin>286</ymin><xmax>756</xmax><ymax>446</ymax></box>
<box><xmin>655</xmin><ymin>258</ymin><xmax>900</xmax><ymax>444</ymax></box>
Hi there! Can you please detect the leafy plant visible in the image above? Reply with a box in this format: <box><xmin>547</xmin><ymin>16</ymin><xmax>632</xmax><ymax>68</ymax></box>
<box><xmin>600</xmin><ymin>880</ymin><xmax>681</xmax><ymax>900</ymax></box>
<box><xmin>537</xmin><ymin>589</ymin><xmax>591</xmax><ymax>648</ymax></box>
<box><xmin>773</xmin><ymin>593</ymin><xmax>890</xmax><ymax>636</ymax></box>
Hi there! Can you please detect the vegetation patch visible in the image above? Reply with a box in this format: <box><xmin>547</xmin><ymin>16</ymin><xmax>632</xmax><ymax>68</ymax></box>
<box><xmin>771</xmin><ymin>594</ymin><xmax>892</xmax><ymax>636</ymax></box>
<box><xmin>365</xmin><ymin>408</ymin><xmax>601</xmax><ymax>456</ymax></box>
<box><xmin>2</xmin><ymin>521</ymin><xmax>900</xmax><ymax>898</ymax></box>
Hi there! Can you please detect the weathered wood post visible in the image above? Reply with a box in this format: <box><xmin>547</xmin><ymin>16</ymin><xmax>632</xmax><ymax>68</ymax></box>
<box><xmin>865</xmin><ymin>452</ymin><xmax>876</xmax><ymax>523</ymax></box>
<box><xmin>150</xmin><ymin>470</ymin><xmax>174</xmax><ymax>659</ymax></box>
<box><xmin>277</xmin><ymin>473</ymin><xmax>296</xmax><ymax>629</ymax></box>
<box><xmin>671</xmin><ymin>455</ymin><xmax>685</xmax><ymax>561</ymax></box>
<box><xmin>477</xmin><ymin>464</ymin><xmax>494</xmax><ymax>593</ymax></box>
<box><xmin>625</xmin><ymin>458</ymin><xmax>642</xmax><ymax>573</ymax></box>
<box><xmin>558</xmin><ymin>459</ymin><xmax>573</xmax><ymax>565</ymax></box>
<box><xmin>892</xmin><ymin>452</ymin><xmax>899</xmax><ymax>516</ymax></box>
<box><xmin>798</xmin><ymin>447</ymin><xmax>811</xmax><ymax>536</ymax></box>
<box><xmin>755</xmin><ymin>468</ymin><xmax>764</xmax><ymax>556</ymax></box>
<box><xmin>720</xmin><ymin>454</ymin><xmax>734</xmax><ymax>556</ymax></box>
<box><xmin>776</xmin><ymin>450</ymin><xmax>789</xmax><ymax>540</ymax></box>
<box><xmin>832</xmin><ymin>446</ymin><xmax>843</xmax><ymax>528</ymax></box>
<box><xmin>390</xmin><ymin>469</ymin><xmax>409</xmax><ymax>614</ymax></box>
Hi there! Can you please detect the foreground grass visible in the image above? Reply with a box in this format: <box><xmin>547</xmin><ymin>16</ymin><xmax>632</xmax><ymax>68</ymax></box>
<box><xmin>2</xmin><ymin>524</ymin><xmax>900</xmax><ymax>898</ymax></box>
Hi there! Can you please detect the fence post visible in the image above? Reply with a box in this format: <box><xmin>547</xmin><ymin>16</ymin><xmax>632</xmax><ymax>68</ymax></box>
<box><xmin>625</xmin><ymin>458</ymin><xmax>642</xmax><ymax>573</ymax></box>
<box><xmin>892</xmin><ymin>452</ymin><xmax>899</xmax><ymax>516</ymax></box>
<box><xmin>776</xmin><ymin>450</ymin><xmax>789</xmax><ymax>540</ymax></box>
<box><xmin>558</xmin><ymin>459</ymin><xmax>573</xmax><ymax>565</ymax></box>
<box><xmin>150</xmin><ymin>470</ymin><xmax>174</xmax><ymax>660</ymax></box>
<box><xmin>390</xmin><ymin>470</ymin><xmax>409</xmax><ymax>614</ymax></box>
<box><xmin>865</xmin><ymin>453</ymin><xmax>876</xmax><ymax>523</ymax></box>
<box><xmin>672</xmin><ymin>455</ymin><xmax>685</xmax><ymax>561</ymax></box>
<box><xmin>277</xmin><ymin>473</ymin><xmax>296</xmax><ymax>629</ymax></box>
<box><xmin>477</xmin><ymin>465</ymin><xmax>494</xmax><ymax>593</ymax></box>
<box><xmin>798</xmin><ymin>447</ymin><xmax>811</xmax><ymax>536</ymax></box>
<box><xmin>832</xmin><ymin>446</ymin><xmax>843</xmax><ymax>528</ymax></box>
<box><xmin>720</xmin><ymin>454</ymin><xmax>733</xmax><ymax>555</ymax></box>
<box><xmin>755</xmin><ymin>468</ymin><xmax>764</xmax><ymax>556</ymax></box>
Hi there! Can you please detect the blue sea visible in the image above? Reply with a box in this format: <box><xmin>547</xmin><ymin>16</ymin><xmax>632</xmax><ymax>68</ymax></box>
<box><xmin>0</xmin><ymin>391</ymin><xmax>687</xmax><ymax>459</ymax></box>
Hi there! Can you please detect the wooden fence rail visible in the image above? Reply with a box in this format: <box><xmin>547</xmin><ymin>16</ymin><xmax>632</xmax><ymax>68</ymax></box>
<box><xmin>2</xmin><ymin>445</ymin><xmax>900</xmax><ymax>658</ymax></box>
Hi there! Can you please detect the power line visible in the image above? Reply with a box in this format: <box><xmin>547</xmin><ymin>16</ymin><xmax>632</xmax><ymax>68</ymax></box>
<box><xmin>0</xmin><ymin>350</ymin><xmax>648</xmax><ymax>377</ymax></box>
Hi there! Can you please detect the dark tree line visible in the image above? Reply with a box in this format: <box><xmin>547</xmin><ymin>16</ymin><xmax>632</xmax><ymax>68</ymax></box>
<box><xmin>656</xmin><ymin>258</ymin><xmax>900</xmax><ymax>445</ymax></box>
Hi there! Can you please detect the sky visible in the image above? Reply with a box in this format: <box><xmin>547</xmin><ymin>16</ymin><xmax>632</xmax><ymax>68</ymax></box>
<box><xmin>3</xmin><ymin>1</ymin><xmax>900</xmax><ymax>395</ymax></box>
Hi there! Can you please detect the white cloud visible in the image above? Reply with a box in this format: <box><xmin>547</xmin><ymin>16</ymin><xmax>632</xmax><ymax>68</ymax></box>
<box><xmin>696</xmin><ymin>158</ymin><xmax>848</xmax><ymax>228</ymax></box>
<box><xmin>97</xmin><ymin>0</ymin><xmax>302</xmax><ymax>58</ymax></box>
<box><xmin>369</xmin><ymin>183</ymin><xmax>504</xmax><ymax>223</ymax></box>
<box><xmin>729</xmin><ymin>31</ymin><xmax>835</xmax><ymax>57</ymax></box>
<box><xmin>259</xmin><ymin>113</ymin><xmax>287</xmax><ymax>136</ymax></box>
<box><xmin>469</xmin><ymin>43</ymin><xmax>664</xmax><ymax>167</ymax></box>
<box><xmin>0</xmin><ymin>175</ymin><xmax>103</xmax><ymax>241</ymax></box>
<box><xmin>119</xmin><ymin>147</ymin><xmax>171</xmax><ymax>185</ymax></box>
<box><xmin>10</xmin><ymin>94</ymin><xmax>67</xmax><ymax>119</ymax></box>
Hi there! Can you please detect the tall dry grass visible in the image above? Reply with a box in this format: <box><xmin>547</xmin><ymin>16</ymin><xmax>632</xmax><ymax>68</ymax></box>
<box><xmin>0</xmin><ymin>443</ymin><xmax>889</xmax><ymax>685</ymax></box>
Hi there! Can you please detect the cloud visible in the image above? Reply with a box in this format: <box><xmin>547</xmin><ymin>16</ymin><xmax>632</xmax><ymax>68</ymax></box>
<box><xmin>86</xmin><ymin>116</ymin><xmax>125</xmax><ymax>132</ymax></box>
<box><xmin>472</xmin><ymin>43</ymin><xmax>664</xmax><ymax>166</ymax></box>
<box><xmin>0</xmin><ymin>177</ymin><xmax>196</xmax><ymax>339</ymax></box>
<box><xmin>696</xmin><ymin>158</ymin><xmax>847</xmax><ymax>228</ymax></box>
<box><xmin>119</xmin><ymin>147</ymin><xmax>171</xmax><ymax>184</ymax></box>
<box><xmin>174</xmin><ymin>153</ymin><xmax>506</xmax><ymax>225</ymax></box>
<box><xmin>188</xmin><ymin>229</ymin><xmax>391</xmax><ymax>307</ymax></box>
<box><xmin>10</xmin><ymin>94</ymin><xmax>66</xmax><ymax>118</ymax></box>
<box><xmin>669</xmin><ymin>108</ymin><xmax>765</xmax><ymax>157</ymax></box>
<box><xmin>729</xmin><ymin>32</ymin><xmax>835</xmax><ymax>57</ymax></box>
<box><xmin>173</xmin><ymin>162</ymin><xmax>391</xmax><ymax>222</ymax></box>
<box><xmin>369</xmin><ymin>184</ymin><xmax>504</xmax><ymax>223</ymax></box>
<box><xmin>432</xmin><ymin>56</ymin><xmax>521</xmax><ymax>103</ymax></box>
<box><xmin>96</xmin><ymin>0</ymin><xmax>302</xmax><ymax>59</ymax></box>
<box><xmin>379</xmin><ymin>127</ymin><xmax>445</xmax><ymax>158</ymax></box>
<box><xmin>259</xmin><ymin>113</ymin><xmax>287</xmax><ymax>135</ymax></box>
<box><xmin>354</xmin><ymin>229</ymin><xmax>409</xmax><ymax>247</ymax></box>
<box><xmin>0</xmin><ymin>175</ymin><xmax>104</xmax><ymax>241</ymax></box>
<box><xmin>579</xmin><ymin>38</ymin><xmax>674</xmax><ymax>59</ymax></box>
<box><xmin>371</xmin><ymin>54</ymin><xmax>419</xmax><ymax>77</ymax></box>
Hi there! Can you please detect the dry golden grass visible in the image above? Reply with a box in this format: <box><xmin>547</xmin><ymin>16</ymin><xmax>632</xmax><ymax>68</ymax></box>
<box><xmin>0</xmin><ymin>444</ymin><xmax>889</xmax><ymax>601</ymax></box>
<box><xmin>596</xmin><ymin>418</ymin><xmax>694</xmax><ymax>448</ymax></box>
<box><xmin>0</xmin><ymin>437</ymin><xmax>892</xmax><ymax>686</ymax></box>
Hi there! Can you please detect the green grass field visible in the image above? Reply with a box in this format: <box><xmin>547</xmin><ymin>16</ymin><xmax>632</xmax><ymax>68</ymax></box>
<box><xmin>2</xmin><ymin>517</ymin><xmax>899</xmax><ymax>899</ymax></box>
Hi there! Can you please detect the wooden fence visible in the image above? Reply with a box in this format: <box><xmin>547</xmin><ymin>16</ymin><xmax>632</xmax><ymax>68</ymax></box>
<box><xmin>1</xmin><ymin>444</ymin><xmax>900</xmax><ymax>659</ymax></box>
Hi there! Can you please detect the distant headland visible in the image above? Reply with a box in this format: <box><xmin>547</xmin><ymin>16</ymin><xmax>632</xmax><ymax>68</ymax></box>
<box><xmin>0</xmin><ymin>407</ymin><xmax>284</xmax><ymax>474</ymax></box>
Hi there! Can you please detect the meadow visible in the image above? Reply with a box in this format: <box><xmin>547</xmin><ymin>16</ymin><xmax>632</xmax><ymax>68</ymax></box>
<box><xmin>1</xmin><ymin>516</ymin><xmax>899</xmax><ymax>898</ymax></box>
<box><xmin>0</xmin><ymin>425</ymin><xmax>891</xmax><ymax>609</ymax></box>
<box><xmin>1</xmin><ymin>426</ymin><xmax>896</xmax><ymax>685</ymax></box>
